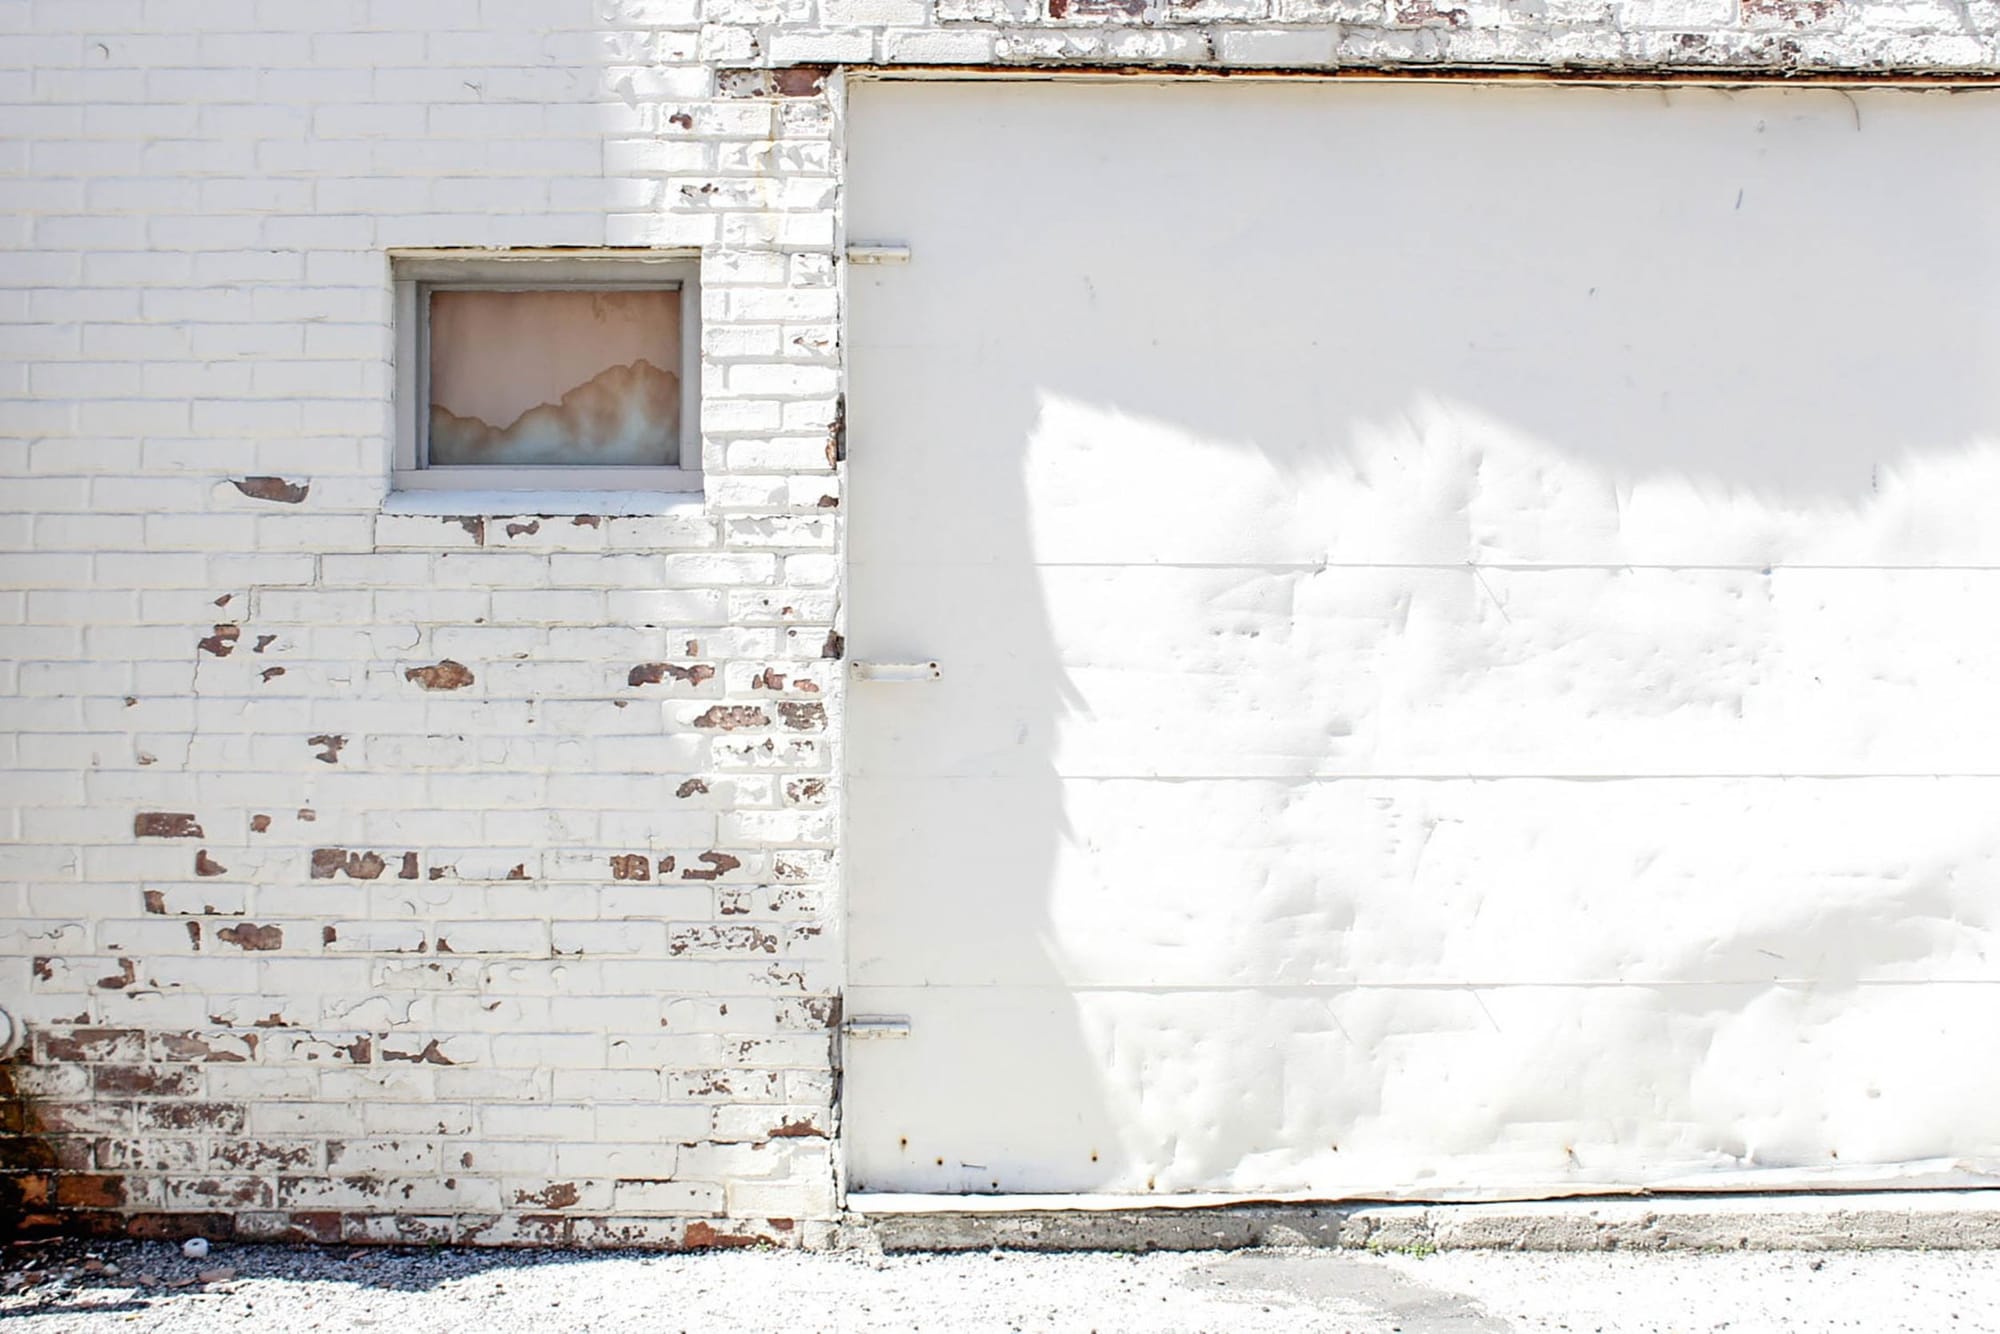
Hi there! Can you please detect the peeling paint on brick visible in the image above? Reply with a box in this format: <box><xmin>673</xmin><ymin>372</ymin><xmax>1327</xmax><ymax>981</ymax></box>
<box><xmin>777</xmin><ymin>701</ymin><xmax>826</xmax><ymax>731</ymax></box>
<box><xmin>231</xmin><ymin>476</ymin><xmax>310</xmax><ymax>504</ymax></box>
<box><xmin>693</xmin><ymin>705</ymin><xmax>769</xmax><ymax>730</ymax></box>
<box><xmin>197</xmin><ymin>625</ymin><xmax>240</xmax><ymax>657</ymax></box>
<box><xmin>311</xmin><ymin>849</ymin><xmax>388</xmax><ymax>880</ymax></box>
<box><xmin>629</xmin><ymin>662</ymin><xmax>716</xmax><ymax>688</ymax></box>
<box><xmin>681</xmin><ymin>852</ymin><xmax>743</xmax><ymax>882</ymax></box>
<box><xmin>217</xmin><ymin>923</ymin><xmax>283</xmax><ymax>951</ymax></box>
<box><xmin>404</xmin><ymin>659</ymin><xmax>475</xmax><ymax>690</ymax></box>
<box><xmin>383</xmin><ymin>1039</ymin><xmax>454</xmax><ymax>1066</ymax></box>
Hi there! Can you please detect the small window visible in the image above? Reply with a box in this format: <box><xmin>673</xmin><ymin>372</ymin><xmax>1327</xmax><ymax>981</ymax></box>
<box><xmin>393</xmin><ymin>254</ymin><xmax>701</xmax><ymax>492</ymax></box>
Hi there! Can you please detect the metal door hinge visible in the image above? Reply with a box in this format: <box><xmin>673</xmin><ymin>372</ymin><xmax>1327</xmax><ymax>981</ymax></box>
<box><xmin>846</xmin><ymin>243</ymin><xmax>911</xmax><ymax>265</ymax></box>
<box><xmin>842</xmin><ymin>1016</ymin><xmax>912</xmax><ymax>1040</ymax></box>
<box><xmin>850</xmin><ymin>660</ymin><xmax>940</xmax><ymax>682</ymax></box>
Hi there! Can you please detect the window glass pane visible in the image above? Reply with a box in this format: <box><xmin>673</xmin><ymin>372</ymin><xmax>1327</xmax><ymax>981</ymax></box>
<box><xmin>427</xmin><ymin>288</ymin><xmax>681</xmax><ymax>467</ymax></box>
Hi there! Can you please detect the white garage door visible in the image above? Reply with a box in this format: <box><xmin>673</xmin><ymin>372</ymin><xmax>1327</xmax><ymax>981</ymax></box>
<box><xmin>843</xmin><ymin>79</ymin><xmax>2000</xmax><ymax>1199</ymax></box>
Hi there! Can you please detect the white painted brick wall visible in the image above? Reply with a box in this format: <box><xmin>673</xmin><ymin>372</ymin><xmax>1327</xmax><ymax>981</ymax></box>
<box><xmin>2</xmin><ymin>0</ymin><xmax>1997</xmax><ymax>1247</ymax></box>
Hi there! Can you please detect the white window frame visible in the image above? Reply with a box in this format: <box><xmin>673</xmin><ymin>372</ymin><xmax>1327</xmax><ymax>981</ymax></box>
<box><xmin>391</xmin><ymin>251</ymin><xmax>702</xmax><ymax>493</ymax></box>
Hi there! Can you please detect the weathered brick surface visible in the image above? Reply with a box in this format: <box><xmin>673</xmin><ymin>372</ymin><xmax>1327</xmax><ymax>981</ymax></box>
<box><xmin>2</xmin><ymin>0</ymin><xmax>1997</xmax><ymax>1245</ymax></box>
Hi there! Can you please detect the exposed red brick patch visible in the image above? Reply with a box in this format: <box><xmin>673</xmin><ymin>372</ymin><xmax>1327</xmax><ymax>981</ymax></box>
<box><xmin>774</xmin><ymin>65</ymin><xmax>830</xmax><ymax>96</ymax></box>
<box><xmin>816</xmin><ymin>494</ymin><xmax>839</xmax><ymax>508</ymax></box>
<box><xmin>98</xmin><ymin>960</ymin><xmax>136</xmax><ymax>990</ymax></box>
<box><xmin>505</xmin><ymin>864</ymin><xmax>528</xmax><ymax>880</ymax></box>
<box><xmin>322</xmin><ymin>925</ymin><xmax>337</xmax><ymax>946</ymax></box>
<box><xmin>55</xmin><ymin>1174</ymin><xmax>125</xmax><ymax>1209</ymax></box>
<box><xmin>668</xmin><ymin>111</ymin><xmax>694</xmax><ymax>129</ymax></box>
<box><xmin>571</xmin><ymin>515</ymin><xmax>601</xmax><ymax>528</ymax></box>
<box><xmin>186</xmin><ymin>921</ymin><xmax>202</xmax><ymax>948</ymax></box>
<box><xmin>261</xmin><ymin>666</ymin><xmax>285</xmax><ymax>682</ymax></box>
<box><xmin>450</xmin><ymin>516</ymin><xmax>486</xmax><ymax>543</ymax></box>
<box><xmin>1744</xmin><ymin>0</ymin><xmax>1840</xmax><ymax>21</ymax></box>
<box><xmin>504</xmin><ymin>519</ymin><xmax>540</xmax><ymax>538</ymax></box>
<box><xmin>213</xmin><ymin>594</ymin><xmax>232</xmax><ymax>607</ymax></box>
<box><xmin>680</xmin><ymin>1220</ymin><xmax>766</xmax><ymax>1250</ymax></box>
<box><xmin>217</xmin><ymin>923</ymin><xmax>282</xmax><ymax>951</ymax></box>
<box><xmin>307</xmin><ymin>734</ymin><xmax>345</xmax><ymax>764</ymax></box>
<box><xmin>135</xmin><ymin>813</ymin><xmax>203</xmax><ymax>839</ymax></box>
<box><xmin>692</xmin><ymin>705</ymin><xmax>769</xmax><ymax>731</ymax></box>
<box><xmin>142</xmin><ymin>890</ymin><xmax>165</xmax><ymax>914</ymax></box>
<box><xmin>609</xmin><ymin>854</ymin><xmax>651</xmax><ymax>882</ymax></box>
<box><xmin>681</xmin><ymin>852</ymin><xmax>742</xmax><ymax>882</ymax></box>
<box><xmin>339</xmin><ymin>1036</ymin><xmax>372</xmax><ymax>1063</ymax></box>
<box><xmin>398</xmin><ymin>852</ymin><xmax>419</xmax><ymax>880</ymax></box>
<box><xmin>93</xmin><ymin>1064</ymin><xmax>203</xmax><ymax>1097</ymax></box>
<box><xmin>311</xmin><ymin>848</ymin><xmax>387</xmax><ymax>880</ymax></box>
<box><xmin>821</xmin><ymin>630</ymin><xmax>844</xmax><ymax>660</ymax></box>
<box><xmin>656</xmin><ymin>855</ymin><xmax>676</xmax><ymax>876</ymax></box>
<box><xmin>250</xmin><ymin>814</ymin><xmax>271</xmax><ymax>833</ymax></box>
<box><xmin>769</xmin><ymin>1117</ymin><xmax>825</xmax><ymax>1139</ymax></box>
<box><xmin>231</xmin><ymin>476</ymin><xmax>310</xmax><ymax>504</ymax></box>
<box><xmin>752</xmin><ymin>668</ymin><xmax>786</xmax><ymax>691</ymax></box>
<box><xmin>777</xmin><ymin>701</ymin><xmax>826</xmax><ymax>731</ymax></box>
<box><xmin>404</xmin><ymin>659</ymin><xmax>475</xmax><ymax>691</ymax></box>
<box><xmin>197</xmin><ymin>625</ymin><xmax>240</xmax><ymax>657</ymax></box>
<box><xmin>676</xmin><ymin>778</ymin><xmax>709</xmax><ymax>799</ymax></box>
<box><xmin>297</xmin><ymin>807</ymin><xmax>316</xmax><ymax>821</ymax></box>
<box><xmin>384</xmin><ymin>1038</ymin><xmax>453</xmax><ymax>1065</ymax></box>
<box><xmin>194</xmin><ymin>849</ymin><xmax>227</xmax><ymax>877</ymax></box>
<box><xmin>31</xmin><ymin>957</ymin><xmax>52</xmax><ymax>981</ymax></box>
<box><xmin>628</xmin><ymin>662</ymin><xmax>716</xmax><ymax>688</ymax></box>
<box><xmin>39</xmin><ymin>1029</ymin><xmax>144</xmax><ymax>1062</ymax></box>
<box><xmin>157</xmin><ymin>1032</ymin><xmax>256</xmax><ymax>1062</ymax></box>
<box><xmin>513</xmin><ymin>1182</ymin><xmax>582</xmax><ymax>1209</ymax></box>
<box><xmin>138</xmin><ymin>1102</ymin><xmax>245</xmax><ymax>1132</ymax></box>
<box><xmin>253</xmin><ymin>634</ymin><xmax>277</xmax><ymax>653</ymax></box>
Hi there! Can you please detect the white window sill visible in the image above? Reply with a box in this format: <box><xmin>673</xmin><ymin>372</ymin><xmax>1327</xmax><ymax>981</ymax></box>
<box><xmin>381</xmin><ymin>489</ymin><xmax>706</xmax><ymax>518</ymax></box>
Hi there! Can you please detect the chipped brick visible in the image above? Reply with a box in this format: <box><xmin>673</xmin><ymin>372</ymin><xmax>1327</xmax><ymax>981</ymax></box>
<box><xmin>777</xmin><ymin>701</ymin><xmax>826</xmax><ymax>731</ymax></box>
<box><xmin>404</xmin><ymin>659</ymin><xmax>475</xmax><ymax>691</ymax></box>
<box><xmin>311</xmin><ymin>848</ymin><xmax>387</xmax><ymax>880</ymax></box>
<box><xmin>218</xmin><ymin>922</ymin><xmax>283</xmax><ymax>950</ymax></box>
<box><xmin>693</xmin><ymin>705</ymin><xmax>769</xmax><ymax>731</ymax></box>
<box><xmin>383</xmin><ymin>1038</ymin><xmax>454</xmax><ymax>1065</ymax></box>
<box><xmin>232</xmin><ymin>476</ymin><xmax>310</xmax><ymax>503</ymax></box>
<box><xmin>135</xmin><ymin>812</ymin><xmax>204</xmax><ymax>839</ymax></box>
<box><xmin>629</xmin><ymin>662</ymin><xmax>716</xmax><ymax>688</ymax></box>
<box><xmin>681</xmin><ymin>852</ymin><xmax>743</xmax><ymax>882</ymax></box>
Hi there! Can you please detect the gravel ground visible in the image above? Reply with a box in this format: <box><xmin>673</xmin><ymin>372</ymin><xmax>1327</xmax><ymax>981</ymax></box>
<box><xmin>4</xmin><ymin>1237</ymin><xmax>1999</xmax><ymax>1332</ymax></box>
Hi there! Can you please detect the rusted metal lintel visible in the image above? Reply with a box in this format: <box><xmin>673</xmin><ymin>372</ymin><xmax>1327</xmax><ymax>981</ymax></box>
<box><xmin>840</xmin><ymin>63</ymin><xmax>2000</xmax><ymax>88</ymax></box>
